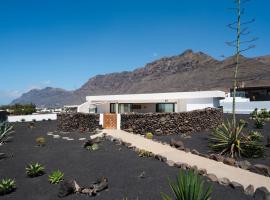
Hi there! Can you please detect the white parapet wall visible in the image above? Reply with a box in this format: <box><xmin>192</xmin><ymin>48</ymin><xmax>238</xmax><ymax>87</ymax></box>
<box><xmin>220</xmin><ymin>101</ymin><xmax>270</xmax><ymax>114</ymax></box>
<box><xmin>8</xmin><ymin>113</ymin><xmax>57</xmax><ymax>122</ymax></box>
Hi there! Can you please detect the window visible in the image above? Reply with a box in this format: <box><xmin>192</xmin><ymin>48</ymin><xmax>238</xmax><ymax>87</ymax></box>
<box><xmin>156</xmin><ymin>103</ymin><xmax>175</xmax><ymax>113</ymax></box>
<box><xmin>118</xmin><ymin>104</ymin><xmax>132</xmax><ymax>113</ymax></box>
<box><xmin>89</xmin><ymin>107</ymin><xmax>97</xmax><ymax>113</ymax></box>
<box><xmin>110</xmin><ymin>103</ymin><xmax>116</xmax><ymax>113</ymax></box>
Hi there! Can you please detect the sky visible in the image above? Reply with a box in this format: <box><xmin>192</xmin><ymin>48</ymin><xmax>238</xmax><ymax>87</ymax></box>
<box><xmin>0</xmin><ymin>0</ymin><xmax>269</xmax><ymax>104</ymax></box>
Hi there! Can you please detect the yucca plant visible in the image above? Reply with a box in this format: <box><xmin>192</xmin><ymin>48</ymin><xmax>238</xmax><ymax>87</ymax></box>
<box><xmin>210</xmin><ymin>120</ymin><xmax>245</xmax><ymax>158</ymax></box>
<box><xmin>26</xmin><ymin>163</ymin><xmax>45</xmax><ymax>177</ymax></box>
<box><xmin>0</xmin><ymin>122</ymin><xmax>14</xmax><ymax>144</ymax></box>
<box><xmin>0</xmin><ymin>178</ymin><xmax>16</xmax><ymax>195</ymax></box>
<box><xmin>161</xmin><ymin>170</ymin><xmax>212</xmax><ymax>200</ymax></box>
<box><xmin>48</xmin><ymin>170</ymin><xmax>64</xmax><ymax>184</ymax></box>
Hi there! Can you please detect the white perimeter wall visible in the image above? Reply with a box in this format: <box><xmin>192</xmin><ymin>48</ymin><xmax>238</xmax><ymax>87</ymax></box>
<box><xmin>185</xmin><ymin>98</ymin><xmax>216</xmax><ymax>111</ymax></box>
<box><xmin>8</xmin><ymin>114</ymin><xmax>57</xmax><ymax>122</ymax></box>
<box><xmin>221</xmin><ymin>101</ymin><xmax>270</xmax><ymax>114</ymax></box>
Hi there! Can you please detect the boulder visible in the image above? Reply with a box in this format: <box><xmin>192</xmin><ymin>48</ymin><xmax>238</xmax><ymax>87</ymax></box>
<box><xmin>251</xmin><ymin>164</ymin><xmax>270</xmax><ymax>177</ymax></box>
<box><xmin>207</xmin><ymin>174</ymin><xmax>218</xmax><ymax>182</ymax></box>
<box><xmin>191</xmin><ymin>149</ymin><xmax>200</xmax><ymax>155</ymax></box>
<box><xmin>218</xmin><ymin>177</ymin><xmax>230</xmax><ymax>186</ymax></box>
<box><xmin>229</xmin><ymin>181</ymin><xmax>244</xmax><ymax>192</ymax></box>
<box><xmin>245</xmin><ymin>184</ymin><xmax>255</xmax><ymax>196</ymax></box>
<box><xmin>223</xmin><ymin>157</ymin><xmax>236</xmax><ymax>166</ymax></box>
<box><xmin>58</xmin><ymin>180</ymin><xmax>80</xmax><ymax>197</ymax></box>
<box><xmin>238</xmin><ymin>160</ymin><xmax>252</xmax><ymax>170</ymax></box>
<box><xmin>170</xmin><ymin>138</ymin><xmax>184</xmax><ymax>150</ymax></box>
<box><xmin>209</xmin><ymin>154</ymin><xmax>224</xmax><ymax>162</ymax></box>
<box><xmin>254</xmin><ymin>187</ymin><xmax>270</xmax><ymax>200</ymax></box>
<box><xmin>166</xmin><ymin>160</ymin><xmax>175</xmax><ymax>167</ymax></box>
<box><xmin>198</xmin><ymin>168</ymin><xmax>207</xmax><ymax>175</ymax></box>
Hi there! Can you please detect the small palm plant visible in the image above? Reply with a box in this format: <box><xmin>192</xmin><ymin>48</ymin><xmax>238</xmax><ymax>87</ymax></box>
<box><xmin>0</xmin><ymin>122</ymin><xmax>14</xmax><ymax>145</ymax></box>
<box><xmin>161</xmin><ymin>170</ymin><xmax>212</xmax><ymax>200</ymax></box>
<box><xmin>0</xmin><ymin>178</ymin><xmax>16</xmax><ymax>195</ymax></box>
<box><xmin>210</xmin><ymin>120</ymin><xmax>245</xmax><ymax>158</ymax></box>
<box><xmin>48</xmin><ymin>170</ymin><xmax>64</xmax><ymax>184</ymax></box>
<box><xmin>26</xmin><ymin>163</ymin><xmax>45</xmax><ymax>177</ymax></box>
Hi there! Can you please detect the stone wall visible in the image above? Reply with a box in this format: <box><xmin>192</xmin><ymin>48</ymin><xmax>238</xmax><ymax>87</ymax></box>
<box><xmin>57</xmin><ymin>113</ymin><xmax>100</xmax><ymax>133</ymax></box>
<box><xmin>121</xmin><ymin>108</ymin><xmax>223</xmax><ymax>135</ymax></box>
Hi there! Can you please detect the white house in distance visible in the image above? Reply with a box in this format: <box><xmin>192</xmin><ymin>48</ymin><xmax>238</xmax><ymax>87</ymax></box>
<box><xmin>77</xmin><ymin>90</ymin><xmax>225</xmax><ymax>114</ymax></box>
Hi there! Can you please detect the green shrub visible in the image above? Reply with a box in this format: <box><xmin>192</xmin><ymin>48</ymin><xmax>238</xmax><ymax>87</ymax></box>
<box><xmin>86</xmin><ymin>143</ymin><xmax>99</xmax><ymax>151</ymax></box>
<box><xmin>251</xmin><ymin>108</ymin><xmax>258</xmax><ymax>119</ymax></box>
<box><xmin>138</xmin><ymin>149</ymin><xmax>153</xmax><ymax>157</ymax></box>
<box><xmin>239</xmin><ymin>119</ymin><xmax>248</xmax><ymax>127</ymax></box>
<box><xmin>210</xmin><ymin>120</ymin><xmax>264</xmax><ymax>158</ymax></box>
<box><xmin>36</xmin><ymin>137</ymin><xmax>45</xmax><ymax>147</ymax></box>
<box><xmin>48</xmin><ymin>170</ymin><xmax>64</xmax><ymax>184</ymax></box>
<box><xmin>0</xmin><ymin>178</ymin><xmax>16</xmax><ymax>195</ymax></box>
<box><xmin>0</xmin><ymin>122</ymin><xmax>14</xmax><ymax>144</ymax></box>
<box><xmin>161</xmin><ymin>170</ymin><xmax>212</xmax><ymax>200</ymax></box>
<box><xmin>26</xmin><ymin>163</ymin><xmax>45</xmax><ymax>177</ymax></box>
<box><xmin>254</xmin><ymin>117</ymin><xmax>265</xmax><ymax>129</ymax></box>
<box><xmin>145</xmin><ymin>132</ymin><xmax>153</xmax><ymax>139</ymax></box>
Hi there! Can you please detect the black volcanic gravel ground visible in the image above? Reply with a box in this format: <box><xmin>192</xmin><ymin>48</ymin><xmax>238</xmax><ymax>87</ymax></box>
<box><xmin>154</xmin><ymin>114</ymin><xmax>270</xmax><ymax>166</ymax></box>
<box><xmin>0</xmin><ymin>121</ymin><xmax>253</xmax><ymax>200</ymax></box>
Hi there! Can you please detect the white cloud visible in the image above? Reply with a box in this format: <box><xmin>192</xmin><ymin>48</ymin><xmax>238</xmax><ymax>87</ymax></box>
<box><xmin>152</xmin><ymin>52</ymin><xmax>158</xmax><ymax>57</ymax></box>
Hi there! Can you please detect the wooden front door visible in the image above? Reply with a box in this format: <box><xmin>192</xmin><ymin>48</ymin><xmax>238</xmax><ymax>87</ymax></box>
<box><xmin>103</xmin><ymin>113</ymin><xmax>117</xmax><ymax>129</ymax></box>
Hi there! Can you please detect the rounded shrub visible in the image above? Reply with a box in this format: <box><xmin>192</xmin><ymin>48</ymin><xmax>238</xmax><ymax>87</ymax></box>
<box><xmin>145</xmin><ymin>132</ymin><xmax>153</xmax><ymax>139</ymax></box>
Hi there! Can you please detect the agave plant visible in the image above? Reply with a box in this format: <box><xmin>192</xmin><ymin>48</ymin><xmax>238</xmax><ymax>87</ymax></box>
<box><xmin>26</xmin><ymin>163</ymin><xmax>45</xmax><ymax>177</ymax></box>
<box><xmin>210</xmin><ymin>120</ymin><xmax>245</xmax><ymax>158</ymax></box>
<box><xmin>48</xmin><ymin>170</ymin><xmax>64</xmax><ymax>184</ymax></box>
<box><xmin>0</xmin><ymin>178</ymin><xmax>16</xmax><ymax>195</ymax></box>
<box><xmin>0</xmin><ymin>122</ymin><xmax>14</xmax><ymax>144</ymax></box>
<box><xmin>161</xmin><ymin>170</ymin><xmax>212</xmax><ymax>200</ymax></box>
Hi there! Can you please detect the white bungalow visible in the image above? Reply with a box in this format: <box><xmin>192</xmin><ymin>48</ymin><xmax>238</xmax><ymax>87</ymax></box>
<box><xmin>77</xmin><ymin>90</ymin><xmax>225</xmax><ymax>114</ymax></box>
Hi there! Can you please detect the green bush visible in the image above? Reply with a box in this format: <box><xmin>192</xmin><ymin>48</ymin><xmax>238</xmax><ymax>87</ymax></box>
<box><xmin>239</xmin><ymin>119</ymin><xmax>248</xmax><ymax>127</ymax></box>
<box><xmin>36</xmin><ymin>137</ymin><xmax>46</xmax><ymax>147</ymax></box>
<box><xmin>161</xmin><ymin>170</ymin><xmax>212</xmax><ymax>200</ymax></box>
<box><xmin>210</xmin><ymin>120</ymin><xmax>264</xmax><ymax>158</ymax></box>
<box><xmin>138</xmin><ymin>149</ymin><xmax>153</xmax><ymax>157</ymax></box>
<box><xmin>254</xmin><ymin>117</ymin><xmax>265</xmax><ymax>129</ymax></box>
<box><xmin>0</xmin><ymin>178</ymin><xmax>16</xmax><ymax>195</ymax></box>
<box><xmin>251</xmin><ymin>108</ymin><xmax>270</xmax><ymax>119</ymax></box>
<box><xmin>48</xmin><ymin>170</ymin><xmax>64</xmax><ymax>184</ymax></box>
<box><xmin>145</xmin><ymin>132</ymin><xmax>153</xmax><ymax>139</ymax></box>
<box><xmin>26</xmin><ymin>163</ymin><xmax>45</xmax><ymax>177</ymax></box>
<box><xmin>86</xmin><ymin>143</ymin><xmax>99</xmax><ymax>151</ymax></box>
<box><xmin>0</xmin><ymin>122</ymin><xmax>14</xmax><ymax>144</ymax></box>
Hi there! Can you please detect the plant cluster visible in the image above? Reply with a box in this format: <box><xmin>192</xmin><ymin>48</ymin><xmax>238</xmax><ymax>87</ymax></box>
<box><xmin>0</xmin><ymin>179</ymin><xmax>16</xmax><ymax>195</ymax></box>
<box><xmin>239</xmin><ymin>119</ymin><xmax>248</xmax><ymax>128</ymax></box>
<box><xmin>161</xmin><ymin>170</ymin><xmax>212</xmax><ymax>200</ymax></box>
<box><xmin>145</xmin><ymin>132</ymin><xmax>153</xmax><ymax>139</ymax></box>
<box><xmin>251</xmin><ymin>108</ymin><xmax>270</xmax><ymax>120</ymax></box>
<box><xmin>138</xmin><ymin>149</ymin><xmax>153</xmax><ymax>157</ymax></box>
<box><xmin>26</xmin><ymin>163</ymin><xmax>45</xmax><ymax>177</ymax></box>
<box><xmin>0</xmin><ymin>122</ymin><xmax>14</xmax><ymax>144</ymax></box>
<box><xmin>0</xmin><ymin>103</ymin><xmax>36</xmax><ymax>115</ymax></box>
<box><xmin>254</xmin><ymin>117</ymin><xmax>265</xmax><ymax>129</ymax></box>
<box><xmin>36</xmin><ymin>137</ymin><xmax>46</xmax><ymax>147</ymax></box>
<box><xmin>86</xmin><ymin>143</ymin><xmax>99</xmax><ymax>151</ymax></box>
<box><xmin>48</xmin><ymin>170</ymin><xmax>64</xmax><ymax>184</ymax></box>
<box><xmin>210</xmin><ymin>120</ymin><xmax>264</xmax><ymax>158</ymax></box>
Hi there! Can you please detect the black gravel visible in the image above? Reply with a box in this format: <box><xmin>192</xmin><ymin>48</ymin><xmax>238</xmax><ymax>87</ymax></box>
<box><xmin>0</xmin><ymin>121</ymin><xmax>253</xmax><ymax>200</ymax></box>
<box><xmin>154</xmin><ymin>114</ymin><xmax>270</xmax><ymax>166</ymax></box>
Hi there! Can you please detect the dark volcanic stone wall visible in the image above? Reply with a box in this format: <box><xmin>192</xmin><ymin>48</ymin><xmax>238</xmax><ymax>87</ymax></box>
<box><xmin>57</xmin><ymin>113</ymin><xmax>100</xmax><ymax>133</ymax></box>
<box><xmin>121</xmin><ymin>108</ymin><xmax>223</xmax><ymax>135</ymax></box>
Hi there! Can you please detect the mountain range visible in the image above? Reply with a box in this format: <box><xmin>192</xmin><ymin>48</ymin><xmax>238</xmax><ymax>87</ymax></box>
<box><xmin>11</xmin><ymin>50</ymin><xmax>270</xmax><ymax>108</ymax></box>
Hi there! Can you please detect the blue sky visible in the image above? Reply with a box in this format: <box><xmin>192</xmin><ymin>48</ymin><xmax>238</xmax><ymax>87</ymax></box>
<box><xmin>0</xmin><ymin>0</ymin><xmax>269</xmax><ymax>104</ymax></box>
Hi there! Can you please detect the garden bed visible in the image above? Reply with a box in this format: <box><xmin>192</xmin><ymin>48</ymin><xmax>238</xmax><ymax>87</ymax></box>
<box><xmin>0</xmin><ymin>121</ymin><xmax>253</xmax><ymax>199</ymax></box>
<box><xmin>153</xmin><ymin>114</ymin><xmax>270</xmax><ymax>167</ymax></box>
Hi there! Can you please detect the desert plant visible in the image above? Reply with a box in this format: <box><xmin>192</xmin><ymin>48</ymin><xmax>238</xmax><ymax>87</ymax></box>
<box><xmin>210</xmin><ymin>120</ymin><xmax>264</xmax><ymax>158</ymax></box>
<box><xmin>254</xmin><ymin>117</ymin><xmax>265</xmax><ymax>129</ymax></box>
<box><xmin>0</xmin><ymin>178</ymin><xmax>16</xmax><ymax>195</ymax></box>
<box><xmin>26</xmin><ymin>163</ymin><xmax>45</xmax><ymax>177</ymax></box>
<box><xmin>161</xmin><ymin>170</ymin><xmax>212</xmax><ymax>200</ymax></box>
<box><xmin>251</xmin><ymin>108</ymin><xmax>258</xmax><ymax>119</ymax></box>
<box><xmin>145</xmin><ymin>132</ymin><xmax>153</xmax><ymax>139</ymax></box>
<box><xmin>86</xmin><ymin>143</ymin><xmax>99</xmax><ymax>151</ymax></box>
<box><xmin>36</xmin><ymin>137</ymin><xmax>46</xmax><ymax>146</ymax></box>
<box><xmin>138</xmin><ymin>149</ymin><xmax>153</xmax><ymax>157</ymax></box>
<box><xmin>48</xmin><ymin>170</ymin><xmax>64</xmax><ymax>184</ymax></box>
<box><xmin>248</xmin><ymin>131</ymin><xmax>263</xmax><ymax>141</ymax></box>
<box><xmin>28</xmin><ymin>121</ymin><xmax>35</xmax><ymax>129</ymax></box>
<box><xmin>0</xmin><ymin>122</ymin><xmax>14</xmax><ymax>144</ymax></box>
<box><xmin>239</xmin><ymin>119</ymin><xmax>248</xmax><ymax>128</ymax></box>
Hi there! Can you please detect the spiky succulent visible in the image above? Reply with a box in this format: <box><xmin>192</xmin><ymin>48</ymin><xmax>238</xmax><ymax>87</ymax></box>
<box><xmin>0</xmin><ymin>178</ymin><xmax>16</xmax><ymax>195</ymax></box>
<box><xmin>48</xmin><ymin>170</ymin><xmax>64</xmax><ymax>184</ymax></box>
<box><xmin>26</xmin><ymin>163</ymin><xmax>45</xmax><ymax>177</ymax></box>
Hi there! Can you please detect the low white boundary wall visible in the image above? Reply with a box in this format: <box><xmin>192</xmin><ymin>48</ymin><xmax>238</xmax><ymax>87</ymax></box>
<box><xmin>8</xmin><ymin>113</ymin><xmax>57</xmax><ymax>122</ymax></box>
<box><xmin>221</xmin><ymin>101</ymin><xmax>270</xmax><ymax>114</ymax></box>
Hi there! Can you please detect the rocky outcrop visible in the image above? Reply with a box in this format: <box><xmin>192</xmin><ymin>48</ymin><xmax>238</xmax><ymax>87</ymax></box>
<box><xmin>121</xmin><ymin>108</ymin><xmax>223</xmax><ymax>135</ymax></box>
<box><xmin>57</xmin><ymin>113</ymin><xmax>100</xmax><ymax>133</ymax></box>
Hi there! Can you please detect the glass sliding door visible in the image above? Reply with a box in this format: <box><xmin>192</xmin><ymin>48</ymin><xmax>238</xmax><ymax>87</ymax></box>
<box><xmin>156</xmin><ymin>103</ymin><xmax>175</xmax><ymax>113</ymax></box>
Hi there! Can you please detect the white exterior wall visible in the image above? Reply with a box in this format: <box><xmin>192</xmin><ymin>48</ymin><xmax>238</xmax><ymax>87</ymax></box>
<box><xmin>221</xmin><ymin>101</ymin><xmax>270</xmax><ymax>114</ymax></box>
<box><xmin>186</xmin><ymin>98</ymin><xmax>215</xmax><ymax>111</ymax></box>
<box><xmin>77</xmin><ymin>102</ymin><xmax>90</xmax><ymax>113</ymax></box>
<box><xmin>8</xmin><ymin>114</ymin><xmax>57</xmax><ymax>122</ymax></box>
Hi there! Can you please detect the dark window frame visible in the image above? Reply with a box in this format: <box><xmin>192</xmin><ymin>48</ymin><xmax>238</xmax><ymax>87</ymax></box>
<box><xmin>156</xmin><ymin>103</ymin><xmax>175</xmax><ymax>113</ymax></box>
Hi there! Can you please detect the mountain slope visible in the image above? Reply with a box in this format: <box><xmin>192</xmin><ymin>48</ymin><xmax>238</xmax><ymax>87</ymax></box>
<box><xmin>11</xmin><ymin>50</ymin><xmax>270</xmax><ymax>108</ymax></box>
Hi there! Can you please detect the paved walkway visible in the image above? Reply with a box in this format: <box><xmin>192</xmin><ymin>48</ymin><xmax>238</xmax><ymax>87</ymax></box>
<box><xmin>100</xmin><ymin>129</ymin><xmax>270</xmax><ymax>191</ymax></box>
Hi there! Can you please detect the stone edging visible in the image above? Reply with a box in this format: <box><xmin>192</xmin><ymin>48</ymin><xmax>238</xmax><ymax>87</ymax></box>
<box><xmin>100</xmin><ymin>133</ymin><xmax>270</xmax><ymax>199</ymax></box>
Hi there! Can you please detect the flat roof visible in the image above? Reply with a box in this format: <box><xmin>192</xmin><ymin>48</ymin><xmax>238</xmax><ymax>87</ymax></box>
<box><xmin>86</xmin><ymin>90</ymin><xmax>225</xmax><ymax>102</ymax></box>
